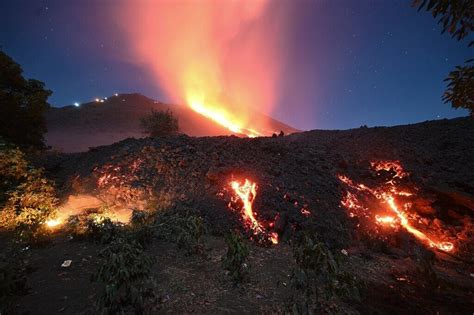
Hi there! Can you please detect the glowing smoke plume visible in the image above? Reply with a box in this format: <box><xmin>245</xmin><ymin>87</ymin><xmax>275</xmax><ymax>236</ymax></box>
<box><xmin>114</xmin><ymin>1</ymin><xmax>288</xmax><ymax>136</ymax></box>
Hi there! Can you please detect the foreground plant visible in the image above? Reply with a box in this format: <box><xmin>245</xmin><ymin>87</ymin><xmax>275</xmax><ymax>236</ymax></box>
<box><xmin>222</xmin><ymin>231</ymin><xmax>250</xmax><ymax>283</ymax></box>
<box><xmin>290</xmin><ymin>232</ymin><xmax>362</xmax><ymax>313</ymax></box>
<box><xmin>154</xmin><ymin>208</ymin><xmax>206</xmax><ymax>253</ymax></box>
<box><xmin>92</xmin><ymin>235</ymin><xmax>157</xmax><ymax>314</ymax></box>
<box><xmin>0</xmin><ymin>145</ymin><xmax>58</xmax><ymax>242</ymax></box>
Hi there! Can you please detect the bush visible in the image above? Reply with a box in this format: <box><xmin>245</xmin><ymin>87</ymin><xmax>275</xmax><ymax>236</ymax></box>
<box><xmin>130</xmin><ymin>210</ymin><xmax>155</xmax><ymax>247</ymax></box>
<box><xmin>92</xmin><ymin>236</ymin><xmax>157</xmax><ymax>314</ymax></box>
<box><xmin>84</xmin><ymin>217</ymin><xmax>123</xmax><ymax>244</ymax></box>
<box><xmin>0</xmin><ymin>145</ymin><xmax>58</xmax><ymax>242</ymax></box>
<box><xmin>222</xmin><ymin>231</ymin><xmax>250</xmax><ymax>283</ymax></box>
<box><xmin>290</xmin><ymin>232</ymin><xmax>363</xmax><ymax>313</ymax></box>
<box><xmin>140</xmin><ymin>109</ymin><xmax>179</xmax><ymax>137</ymax></box>
<box><xmin>154</xmin><ymin>209</ymin><xmax>205</xmax><ymax>254</ymax></box>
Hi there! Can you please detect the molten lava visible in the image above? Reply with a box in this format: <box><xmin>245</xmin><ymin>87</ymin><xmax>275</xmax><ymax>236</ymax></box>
<box><xmin>229</xmin><ymin>179</ymin><xmax>278</xmax><ymax>244</ymax></box>
<box><xmin>188</xmin><ymin>96</ymin><xmax>261</xmax><ymax>137</ymax></box>
<box><xmin>339</xmin><ymin>161</ymin><xmax>454</xmax><ymax>252</ymax></box>
<box><xmin>230</xmin><ymin>180</ymin><xmax>261</xmax><ymax>230</ymax></box>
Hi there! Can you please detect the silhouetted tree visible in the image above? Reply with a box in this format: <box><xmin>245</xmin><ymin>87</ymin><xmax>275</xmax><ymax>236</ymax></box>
<box><xmin>413</xmin><ymin>0</ymin><xmax>474</xmax><ymax>115</ymax></box>
<box><xmin>413</xmin><ymin>0</ymin><xmax>473</xmax><ymax>41</ymax></box>
<box><xmin>140</xmin><ymin>109</ymin><xmax>179</xmax><ymax>137</ymax></box>
<box><xmin>0</xmin><ymin>50</ymin><xmax>52</xmax><ymax>148</ymax></box>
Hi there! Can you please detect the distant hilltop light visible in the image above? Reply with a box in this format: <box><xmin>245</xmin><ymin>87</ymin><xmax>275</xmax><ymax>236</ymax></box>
<box><xmin>95</xmin><ymin>98</ymin><xmax>100</xmax><ymax>102</ymax></box>
<box><xmin>114</xmin><ymin>93</ymin><xmax>118</xmax><ymax>96</ymax></box>
<box><xmin>74</xmin><ymin>102</ymin><xmax>80</xmax><ymax>107</ymax></box>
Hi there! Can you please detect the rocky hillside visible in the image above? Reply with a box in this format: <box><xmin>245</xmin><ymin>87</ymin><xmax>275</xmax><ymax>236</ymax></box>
<box><xmin>22</xmin><ymin>116</ymin><xmax>474</xmax><ymax>313</ymax></box>
<box><xmin>45</xmin><ymin>93</ymin><xmax>299</xmax><ymax>153</ymax></box>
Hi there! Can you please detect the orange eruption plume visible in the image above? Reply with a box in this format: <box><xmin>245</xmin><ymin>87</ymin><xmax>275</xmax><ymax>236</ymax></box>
<box><xmin>339</xmin><ymin>161</ymin><xmax>454</xmax><ymax>252</ymax></box>
<box><xmin>229</xmin><ymin>179</ymin><xmax>278</xmax><ymax>244</ymax></box>
<box><xmin>114</xmin><ymin>1</ymin><xmax>288</xmax><ymax>137</ymax></box>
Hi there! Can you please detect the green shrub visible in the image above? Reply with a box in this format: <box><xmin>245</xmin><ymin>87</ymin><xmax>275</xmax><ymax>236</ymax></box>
<box><xmin>92</xmin><ymin>236</ymin><xmax>157</xmax><ymax>314</ymax></box>
<box><xmin>130</xmin><ymin>210</ymin><xmax>155</xmax><ymax>247</ymax></box>
<box><xmin>222</xmin><ymin>231</ymin><xmax>250</xmax><ymax>283</ymax></box>
<box><xmin>84</xmin><ymin>217</ymin><xmax>123</xmax><ymax>244</ymax></box>
<box><xmin>154</xmin><ymin>209</ymin><xmax>205</xmax><ymax>253</ymax></box>
<box><xmin>140</xmin><ymin>109</ymin><xmax>179</xmax><ymax>137</ymax></box>
<box><xmin>290</xmin><ymin>232</ymin><xmax>363</xmax><ymax>313</ymax></box>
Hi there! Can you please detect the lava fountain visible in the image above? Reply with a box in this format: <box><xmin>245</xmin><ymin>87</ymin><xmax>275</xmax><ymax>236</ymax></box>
<box><xmin>339</xmin><ymin>161</ymin><xmax>454</xmax><ymax>252</ymax></box>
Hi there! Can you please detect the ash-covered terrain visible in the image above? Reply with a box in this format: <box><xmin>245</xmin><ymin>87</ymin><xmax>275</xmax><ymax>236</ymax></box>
<box><xmin>10</xmin><ymin>117</ymin><xmax>474</xmax><ymax>314</ymax></box>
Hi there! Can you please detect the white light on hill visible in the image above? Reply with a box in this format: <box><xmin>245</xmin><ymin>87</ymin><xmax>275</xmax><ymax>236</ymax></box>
<box><xmin>74</xmin><ymin>102</ymin><xmax>80</xmax><ymax>107</ymax></box>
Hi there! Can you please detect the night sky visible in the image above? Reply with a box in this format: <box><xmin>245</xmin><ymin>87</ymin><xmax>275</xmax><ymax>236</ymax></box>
<box><xmin>0</xmin><ymin>0</ymin><xmax>471</xmax><ymax>130</ymax></box>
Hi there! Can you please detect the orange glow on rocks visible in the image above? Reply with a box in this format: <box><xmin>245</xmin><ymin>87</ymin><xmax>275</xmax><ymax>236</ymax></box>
<box><xmin>339</xmin><ymin>161</ymin><xmax>454</xmax><ymax>252</ymax></box>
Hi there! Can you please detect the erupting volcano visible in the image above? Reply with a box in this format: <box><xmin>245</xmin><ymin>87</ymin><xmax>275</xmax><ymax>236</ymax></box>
<box><xmin>115</xmin><ymin>1</ymin><xmax>288</xmax><ymax>137</ymax></box>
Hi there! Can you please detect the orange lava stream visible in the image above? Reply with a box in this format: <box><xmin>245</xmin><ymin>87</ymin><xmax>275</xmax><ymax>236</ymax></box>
<box><xmin>383</xmin><ymin>194</ymin><xmax>453</xmax><ymax>252</ymax></box>
<box><xmin>188</xmin><ymin>96</ymin><xmax>261</xmax><ymax>138</ymax></box>
<box><xmin>231</xmin><ymin>179</ymin><xmax>262</xmax><ymax>231</ymax></box>
<box><xmin>338</xmin><ymin>162</ymin><xmax>454</xmax><ymax>252</ymax></box>
<box><xmin>230</xmin><ymin>179</ymin><xmax>278</xmax><ymax>244</ymax></box>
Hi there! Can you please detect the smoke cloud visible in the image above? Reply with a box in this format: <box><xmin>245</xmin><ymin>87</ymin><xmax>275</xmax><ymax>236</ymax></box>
<box><xmin>114</xmin><ymin>0</ymin><xmax>289</xmax><ymax>135</ymax></box>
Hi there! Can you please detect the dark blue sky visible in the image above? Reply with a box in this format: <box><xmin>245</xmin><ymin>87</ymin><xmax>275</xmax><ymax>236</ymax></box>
<box><xmin>0</xmin><ymin>0</ymin><xmax>471</xmax><ymax>130</ymax></box>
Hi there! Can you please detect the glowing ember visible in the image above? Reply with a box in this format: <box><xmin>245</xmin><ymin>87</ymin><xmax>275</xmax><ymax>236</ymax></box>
<box><xmin>375</xmin><ymin>215</ymin><xmax>396</xmax><ymax>225</ymax></box>
<box><xmin>301</xmin><ymin>207</ymin><xmax>311</xmax><ymax>216</ymax></box>
<box><xmin>338</xmin><ymin>161</ymin><xmax>454</xmax><ymax>252</ymax></box>
<box><xmin>371</xmin><ymin>160</ymin><xmax>408</xmax><ymax>179</ymax></box>
<box><xmin>270</xmin><ymin>232</ymin><xmax>279</xmax><ymax>244</ymax></box>
<box><xmin>229</xmin><ymin>179</ymin><xmax>278</xmax><ymax>244</ymax></box>
<box><xmin>46</xmin><ymin>219</ymin><xmax>62</xmax><ymax>228</ymax></box>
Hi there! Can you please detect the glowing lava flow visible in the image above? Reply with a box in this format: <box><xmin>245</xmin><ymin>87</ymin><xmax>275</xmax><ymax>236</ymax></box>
<box><xmin>338</xmin><ymin>162</ymin><xmax>454</xmax><ymax>252</ymax></box>
<box><xmin>188</xmin><ymin>96</ymin><xmax>261</xmax><ymax>138</ymax></box>
<box><xmin>229</xmin><ymin>179</ymin><xmax>278</xmax><ymax>244</ymax></box>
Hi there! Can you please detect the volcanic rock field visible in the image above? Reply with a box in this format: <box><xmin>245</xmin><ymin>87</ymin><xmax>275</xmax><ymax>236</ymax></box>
<box><xmin>15</xmin><ymin>116</ymin><xmax>474</xmax><ymax>313</ymax></box>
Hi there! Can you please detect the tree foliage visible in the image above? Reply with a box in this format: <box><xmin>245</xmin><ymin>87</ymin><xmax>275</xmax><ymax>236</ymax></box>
<box><xmin>443</xmin><ymin>59</ymin><xmax>474</xmax><ymax>113</ymax></box>
<box><xmin>140</xmin><ymin>109</ymin><xmax>179</xmax><ymax>137</ymax></box>
<box><xmin>0</xmin><ymin>143</ymin><xmax>58</xmax><ymax>242</ymax></box>
<box><xmin>413</xmin><ymin>0</ymin><xmax>473</xmax><ymax>41</ymax></box>
<box><xmin>0</xmin><ymin>50</ymin><xmax>52</xmax><ymax>149</ymax></box>
<box><xmin>413</xmin><ymin>0</ymin><xmax>474</xmax><ymax>115</ymax></box>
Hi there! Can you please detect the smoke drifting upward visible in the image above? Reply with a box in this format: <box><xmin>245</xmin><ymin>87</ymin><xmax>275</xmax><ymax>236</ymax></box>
<box><xmin>114</xmin><ymin>1</ymin><xmax>289</xmax><ymax>136</ymax></box>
